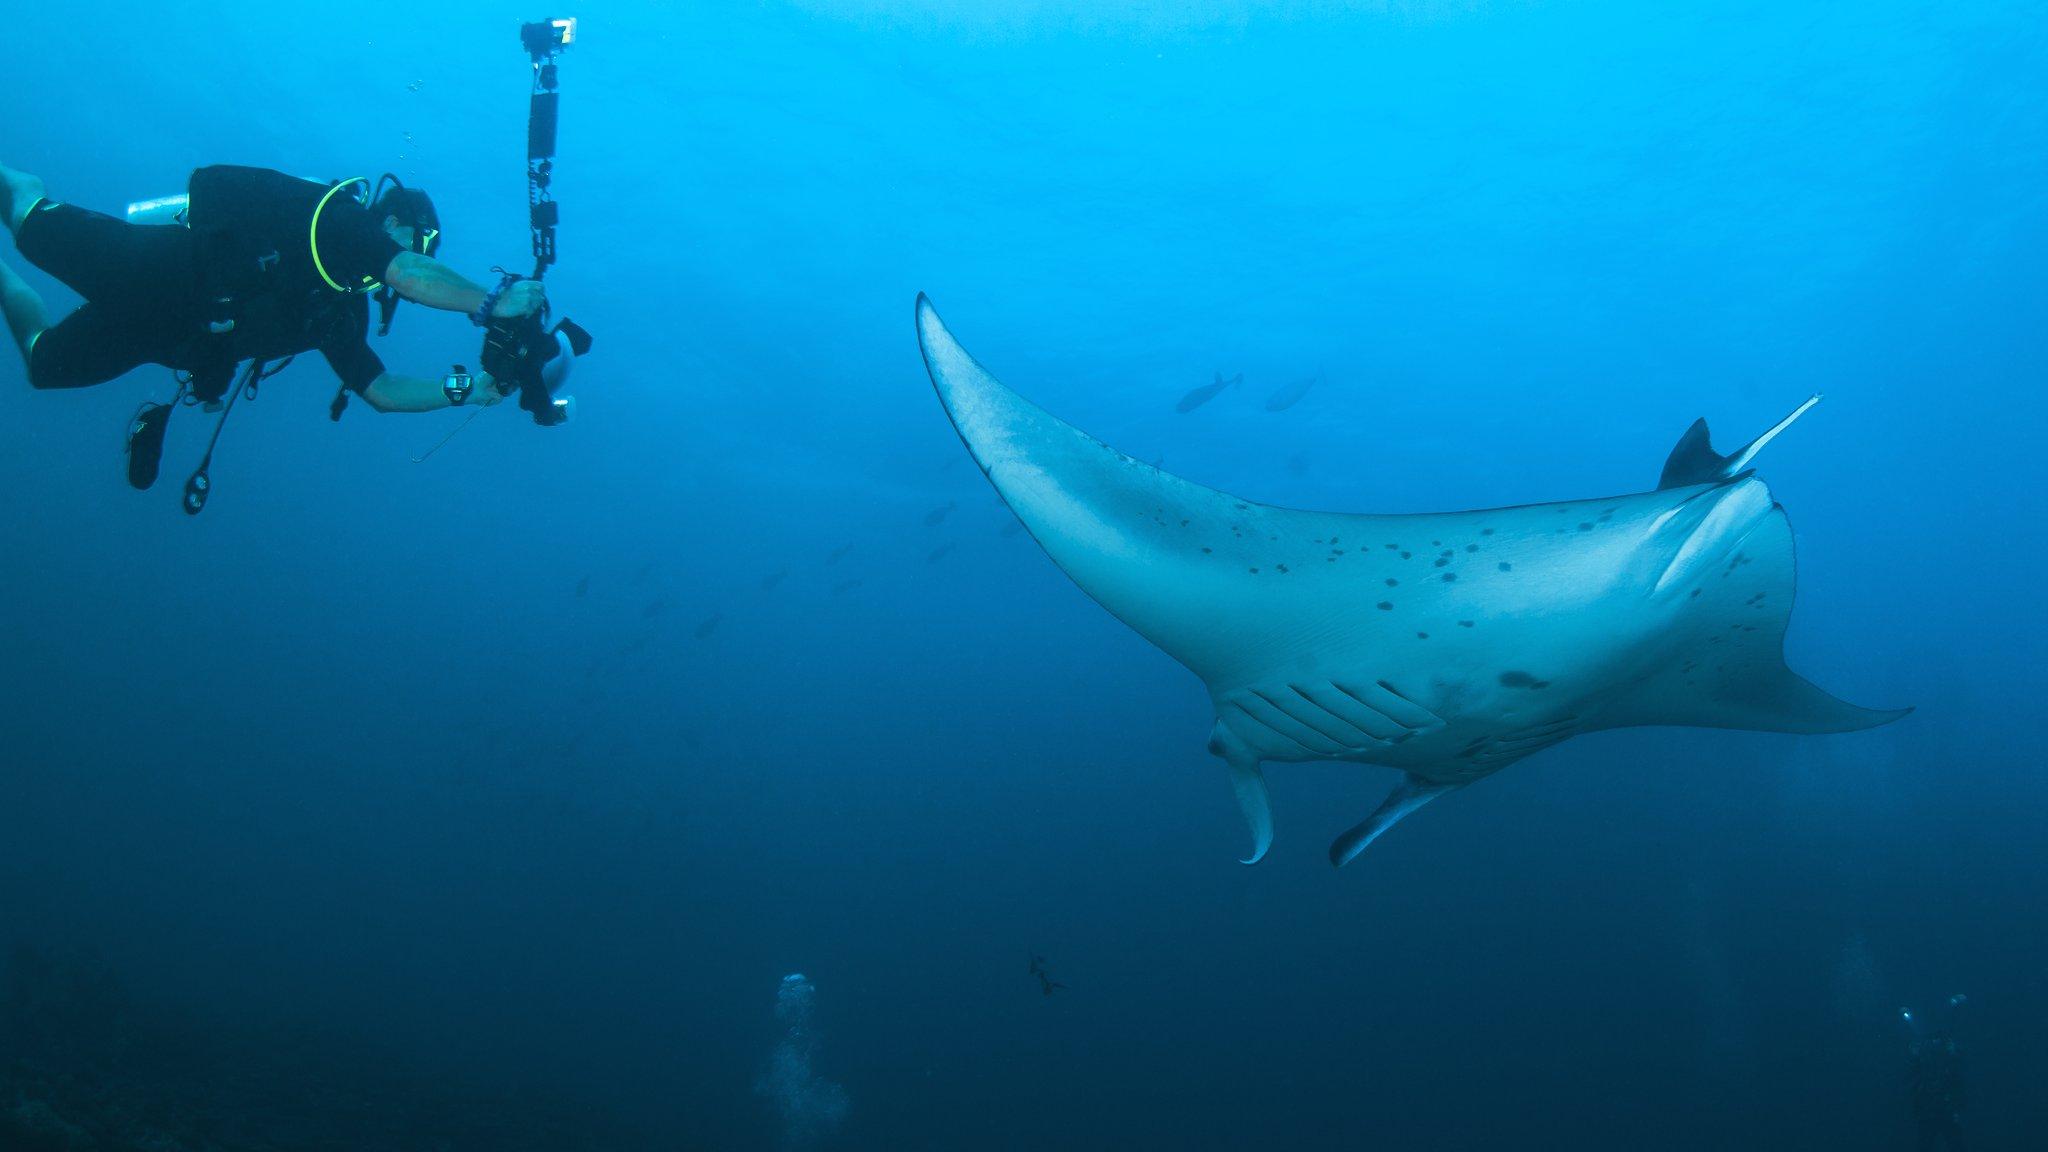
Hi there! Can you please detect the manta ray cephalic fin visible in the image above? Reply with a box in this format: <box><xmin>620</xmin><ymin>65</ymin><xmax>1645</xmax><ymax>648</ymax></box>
<box><xmin>1328</xmin><ymin>774</ymin><xmax>1458</xmax><ymax>868</ymax></box>
<box><xmin>1658</xmin><ymin>394</ymin><xmax>1821</xmax><ymax>490</ymax></box>
<box><xmin>1211</xmin><ymin>723</ymin><xmax>1275</xmax><ymax>865</ymax></box>
<box><xmin>1229</xmin><ymin>761</ymin><xmax>1275</xmax><ymax>865</ymax></box>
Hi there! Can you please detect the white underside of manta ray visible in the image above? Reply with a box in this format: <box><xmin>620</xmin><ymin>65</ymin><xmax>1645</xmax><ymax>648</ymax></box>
<box><xmin>914</xmin><ymin>295</ymin><xmax>1910</xmax><ymax>868</ymax></box>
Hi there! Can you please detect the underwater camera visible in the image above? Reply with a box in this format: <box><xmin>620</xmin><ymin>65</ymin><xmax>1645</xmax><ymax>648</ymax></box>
<box><xmin>482</xmin><ymin>304</ymin><xmax>592</xmax><ymax>426</ymax></box>
<box><xmin>521</xmin><ymin>17</ymin><xmax>577</xmax><ymax>63</ymax></box>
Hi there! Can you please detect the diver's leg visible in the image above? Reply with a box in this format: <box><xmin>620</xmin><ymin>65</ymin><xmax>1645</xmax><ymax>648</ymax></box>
<box><xmin>0</xmin><ymin>163</ymin><xmax>48</xmax><ymax>238</ymax></box>
<box><xmin>16</xmin><ymin>303</ymin><xmax>164</xmax><ymax>391</ymax></box>
<box><xmin>0</xmin><ymin>258</ymin><xmax>50</xmax><ymax>372</ymax></box>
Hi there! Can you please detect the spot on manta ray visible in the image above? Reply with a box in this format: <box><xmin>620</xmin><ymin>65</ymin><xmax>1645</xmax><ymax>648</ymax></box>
<box><xmin>914</xmin><ymin>295</ymin><xmax>1910</xmax><ymax>869</ymax></box>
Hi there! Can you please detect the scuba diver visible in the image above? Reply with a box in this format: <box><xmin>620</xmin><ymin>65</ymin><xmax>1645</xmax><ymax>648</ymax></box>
<box><xmin>0</xmin><ymin>160</ymin><xmax>546</xmax><ymax>482</ymax></box>
<box><xmin>1902</xmin><ymin>994</ymin><xmax>1969</xmax><ymax>1150</ymax></box>
<box><xmin>1</xmin><ymin>22</ymin><xmax>586</xmax><ymax>514</ymax></box>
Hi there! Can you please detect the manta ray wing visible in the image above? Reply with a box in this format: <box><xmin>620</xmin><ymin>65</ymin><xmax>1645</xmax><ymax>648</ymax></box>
<box><xmin>1592</xmin><ymin>495</ymin><xmax>1910</xmax><ymax>735</ymax></box>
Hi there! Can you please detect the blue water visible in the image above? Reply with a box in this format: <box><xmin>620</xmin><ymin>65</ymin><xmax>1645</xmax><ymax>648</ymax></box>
<box><xmin>2</xmin><ymin>2</ymin><xmax>2043</xmax><ymax>1148</ymax></box>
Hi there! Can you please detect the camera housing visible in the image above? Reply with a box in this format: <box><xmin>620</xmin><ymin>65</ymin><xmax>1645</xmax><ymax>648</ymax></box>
<box><xmin>481</xmin><ymin>310</ymin><xmax>591</xmax><ymax>426</ymax></box>
<box><xmin>520</xmin><ymin>18</ymin><xmax>576</xmax><ymax>63</ymax></box>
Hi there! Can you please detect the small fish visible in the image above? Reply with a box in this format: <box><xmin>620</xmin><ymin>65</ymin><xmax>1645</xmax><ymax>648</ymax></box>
<box><xmin>1175</xmin><ymin>372</ymin><xmax>1241</xmax><ymax>414</ymax></box>
<box><xmin>1265</xmin><ymin>374</ymin><xmax>1318</xmax><ymax>412</ymax></box>
<box><xmin>1286</xmin><ymin>451</ymin><xmax>1310</xmax><ymax>476</ymax></box>
<box><xmin>1000</xmin><ymin>518</ymin><xmax>1027</xmax><ymax>538</ymax></box>
<box><xmin>1028</xmin><ymin>952</ymin><xmax>1067</xmax><ymax>997</ymax></box>
<box><xmin>924</xmin><ymin>501</ymin><xmax>957</xmax><ymax>527</ymax></box>
<box><xmin>759</xmin><ymin>569</ymin><xmax>789</xmax><ymax>591</ymax></box>
<box><xmin>642</xmin><ymin>598</ymin><xmax>667</xmax><ymax>619</ymax></box>
<box><xmin>574</xmin><ymin>574</ymin><xmax>591</xmax><ymax>598</ymax></box>
<box><xmin>694</xmin><ymin>612</ymin><xmax>723</xmax><ymax>640</ymax></box>
<box><xmin>826</xmin><ymin>543</ymin><xmax>855</xmax><ymax>565</ymax></box>
<box><xmin>832</xmin><ymin>578</ymin><xmax>864</xmax><ymax>595</ymax></box>
<box><xmin>927</xmin><ymin>543</ymin><xmax>956</xmax><ymax>564</ymax></box>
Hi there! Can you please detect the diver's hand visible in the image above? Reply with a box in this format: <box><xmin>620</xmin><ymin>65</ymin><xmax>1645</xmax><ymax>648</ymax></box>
<box><xmin>472</xmin><ymin>371</ymin><xmax>506</xmax><ymax>406</ymax></box>
<box><xmin>491</xmin><ymin>279</ymin><xmax>547</xmax><ymax>319</ymax></box>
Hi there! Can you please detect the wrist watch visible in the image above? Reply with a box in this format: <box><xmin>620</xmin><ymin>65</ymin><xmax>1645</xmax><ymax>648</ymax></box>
<box><xmin>442</xmin><ymin>366</ymin><xmax>475</xmax><ymax>406</ymax></box>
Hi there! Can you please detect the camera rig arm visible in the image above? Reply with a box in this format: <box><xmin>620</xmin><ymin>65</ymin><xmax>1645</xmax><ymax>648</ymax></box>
<box><xmin>485</xmin><ymin>16</ymin><xmax>590</xmax><ymax>426</ymax></box>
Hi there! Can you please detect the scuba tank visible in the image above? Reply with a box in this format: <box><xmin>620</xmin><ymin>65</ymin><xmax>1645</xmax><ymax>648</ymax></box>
<box><xmin>123</xmin><ymin>173</ymin><xmax>371</xmax><ymax>229</ymax></box>
<box><xmin>124</xmin><ymin>193</ymin><xmax>190</xmax><ymax>226</ymax></box>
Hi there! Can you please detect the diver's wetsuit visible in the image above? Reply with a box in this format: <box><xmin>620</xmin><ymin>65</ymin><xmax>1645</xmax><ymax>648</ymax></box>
<box><xmin>16</xmin><ymin>166</ymin><xmax>400</xmax><ymax>398</ymax></box>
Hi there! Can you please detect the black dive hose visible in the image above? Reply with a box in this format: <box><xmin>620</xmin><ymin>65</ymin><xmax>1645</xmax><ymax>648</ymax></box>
<box><xmin>182</xmin><ymin>357</ymin><xmax>292</xmax><ymax>515</ymax></box>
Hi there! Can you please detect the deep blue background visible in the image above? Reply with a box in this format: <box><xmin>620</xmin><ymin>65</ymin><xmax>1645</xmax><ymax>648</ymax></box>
<box><xmin>2</xmin><ymin>2</ymin><xmax>2042</xmax><ymax>1148</ymax></box>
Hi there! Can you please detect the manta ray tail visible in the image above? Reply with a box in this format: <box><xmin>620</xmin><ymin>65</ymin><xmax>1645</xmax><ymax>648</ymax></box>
<box><xmin>1658</xmin><ymin>394</ymin><xmax>1822</xmax><ymax>490</ymax></box>
<box><xmin>1328</xmin><ymin>774</ymin><xmax>1457</xmax><ymax>867</ymax></box>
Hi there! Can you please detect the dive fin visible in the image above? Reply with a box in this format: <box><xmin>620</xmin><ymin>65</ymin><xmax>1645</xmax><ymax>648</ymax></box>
<box><xmin>1658</xmin><ymin>395</ymin><xmax>1820</xmax><ymax>490</ymax></box>
<box><xmin>1328</xmin><ymin>773</ymin><xmax>1456</xmax><ymax>867</ymax></box>
<box><xmin>125</xmin><ymin>401</ymin><xmax>172</xmax><ymax>491</ymax></box>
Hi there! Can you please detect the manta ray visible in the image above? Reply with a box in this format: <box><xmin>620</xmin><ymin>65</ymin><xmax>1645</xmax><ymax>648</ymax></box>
<box><xmin>915</xmin><ymin>296</ymin><xmax>1909</xmax><ymax>867</ymax></box>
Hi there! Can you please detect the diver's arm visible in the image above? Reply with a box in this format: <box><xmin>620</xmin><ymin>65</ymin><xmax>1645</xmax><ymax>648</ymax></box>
<box><xmin>359</xmin><ymin>370</ymin><xmax>503</xmax><ymax>414</ymax></box>
<box><xmin>381</xmin><ymin>252</ymin><xmax>545</xmax><ymax>318</ymax></box>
